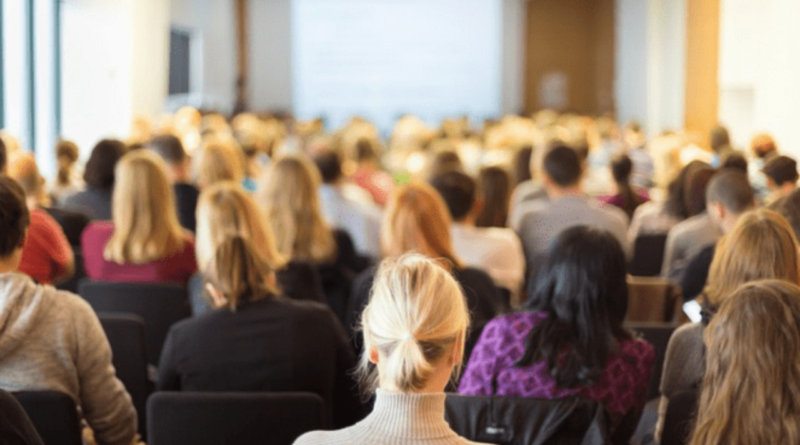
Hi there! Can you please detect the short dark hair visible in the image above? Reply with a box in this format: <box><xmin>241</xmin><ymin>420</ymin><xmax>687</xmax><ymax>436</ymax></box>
<box><xmin>148</xmin><ymin>135</ymin><xmax>186</xmax><ymax>165</ymax></box>
<box><xmin>0</xmin><ymin>137</ymin><xmax>6</xmax><ymax>173</ymax></box>
<box><xmin>312</xmin><ymin>149</ymin><xmax>343</xmax><ymax>184</ymax></box>
<box><xmin>763</xmin><ymin>155</ymin><xmax>799</xmax><ymax>187</ymax></box>
<box><xmin>519</xmin><ymin>226</ymin><xmax>631</xmax><ymax>388</ymax></box>
<box><xmin>721</xmin><ymin>151</ymin><xmax>748</xmax><ymax>174</ymax></box>
<box><xmin>429</xmin><ymin>170</ymin><xmax>476</xmax><ymax>221</ymax></box>
<box><xmin>355</xmin><ymin>138</ymin><xmax>378</xmax><ymax>162</ymax></box>
<box><xmin>706</xmin><ymin>170</ymin><xmax>755</xmax><ymax>215</ymax></box>
<box><xmin>710</xmin><ymin>124</ymin><xmax>731</xmax><ymax>153</ymax></box>
<box><xmin>0</xmin><ymin>177</ymin><xmax>31</xmax><ymax>258</ymax></box>
<box><xmin>83</xmin><ymin>139</ymin><xmax>127</xmax><ymax>190</ymax></box>
<box><xmin>684</xmin><ymin>165</ymin><xmax>717</xmax><ymax>217</ymax></box>
<box><xmin>611</xmin><ymin>153</ymin><xmax>633</xmax><ymax>184</ymax></box>
<box><xmin>778</xmin><ymin>188</ymin><xmax>800</xmax><ymax>240</ymax></box>
<box><xmin>543</xmin><ymin>144</ymin><xmax>582</xmax><ymax>187</ymax></box>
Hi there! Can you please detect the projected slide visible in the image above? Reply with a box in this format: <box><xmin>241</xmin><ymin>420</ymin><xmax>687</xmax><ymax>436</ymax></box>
<box><xmin>292</xmin><ymin>0</ymin><xmax>502</xmax><ymax>132</ymax></box>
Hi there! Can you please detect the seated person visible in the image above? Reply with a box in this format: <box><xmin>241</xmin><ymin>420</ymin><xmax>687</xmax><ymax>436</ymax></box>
<box><xmin>0</xmin><ymin>176</ymin><xmax>137</xmax><ymax>445</ymax></box>
<box><xmin>7</xmin><ymin>155</ymin><xmax>74</xmax><ymax>285</ymax></box>
<box><xmin>656</xmin><ymin>208</ymin><xmax>799</xmax><ymax>442</ymax></box>
<box><xmin>147</xmin><ymin>134</ymin><xmax>199</xmax><ymax>232</ymax></box>
<box><xmin>474</xmin><ymin>166</ymin><xmax>512</xmax><ymax>228</ymax></box>
<box><xmin>60</xmin><ymin>139</ymin><xmax>127</xmax><ymax>220</ymax></box>
<box><xmin>295</xmin><ymin>254</ymin><xmax>488</xmax><ymax>445</ymax></box>
<box><xmin>81</xmin><ymin>151</ymin><xmax>197</xmax><ymax>283</ymax></box>
<box><xmin>157</xmin><ymin>235</ymin><xmax>361</xmax><ymax>428</ymax></box>
<box><xmin>688</xmin><ymin>280</ymin><xmax>800</xmax><ymax>444</ymax></box>
<box><xmin>762</xmin><ymin>155</ymin><xmax>798</xmax><ymax>207</ymax></box>
<box><xmin>459</xmin><ymin>226</ymin><xmax>654</xmax><ymax>439</ymax></box>
<box><xmin>190</xmin><ymin>181</ymin><xmax>325</xmax><ymax>315</ymax></box>
<box><xmin>430</xmin><ymin>170</ymin><xmax>525</xmax><ymax>305</ymax></box>
<box><xmin>598</xmin><ymin>153</ymin><xmax>648</xmax><ymax>220</ymax></box>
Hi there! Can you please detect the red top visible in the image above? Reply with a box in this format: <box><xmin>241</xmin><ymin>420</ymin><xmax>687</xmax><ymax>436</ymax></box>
<box><xmin>351</xmin><ymin>167</ymin><xmax>394</xmax><ymax>206</ymax></box>
<box><xmin>81</xmin><ymin>221</ymin><xmax>197</xmax><ymax>284</ymax></box>
<box><xmin>18</xmin><ymin>209</ymin><xmax>73</xmax><ymax>285</ymax></box>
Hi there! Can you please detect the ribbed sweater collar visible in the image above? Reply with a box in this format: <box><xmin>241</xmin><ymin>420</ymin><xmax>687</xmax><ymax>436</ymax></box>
<box><xmin>360</xmin><ymin>389</ymin><xmax>455</xmax><ymax>440</ymax></box>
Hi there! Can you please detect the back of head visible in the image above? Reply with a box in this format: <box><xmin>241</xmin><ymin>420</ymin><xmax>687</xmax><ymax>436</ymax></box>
<box><xmin>257</xmin><ymin>155</ymin><xmax>335</xmax><ymax>263</ymax></box>
<box><xmin>684</xmin><ymin>165</ymin><xmax>716</xmax><ymax>217</ymax></box>
<box><xmin>105</xmin><ymin>150</ymin><xmax>184</xmax><ymax>264</ymax></box>
<box><xmin>359</xmin><ymin>253</ymin><xmax>470</xmax><ymax>393</ymax></box>
<box><xmin>475</xmin><ymin>166</ymin><xmax>511</xmax><ymax>228</ymax></box>
<box><xmin>519</xmin><ymin>225</ymin><xmax>630</xmax><ymax>388</ymax></box>
<box><xmin>204</xmin><ymin>235</ymin><xmax>279</xmax><ymax>312</ymax></box>
<box><xmin>194</xmin><ymin>138</ymin><xmax>245</xmax><ymax>188</ymax></box>
<box><xmin>763</xmin><ymin>155</ymin><xmax>799</xmax><ymax>187</ymax></box>
<box><xmin>777</xmin><ymin>188</ymin><xmax>800</xmax><ymax>239</ymax></box>
<box><xmin>426</xmin><ymin>150</ymin><xmax>463</xmax><ymax>180</ymax></box>
<box><xmin>311</xmin><ymin>148</ymin><xmax>343</xmax><ymax>184</ymax></box>
<box><xmin>611</xmin><ymin>153</ymin><xmax>633</xmax><ymax>185</ymax></box>
<box><xmin>429</xmin><ymin>170</ymin><xmax>476</xmax><ymax>221</ymax></box>
<box><xmin>84</xmin><ymin>139</ymin><xmax>127</xmax><ymax>191</ymax></box>
<box><xmin>705</xmin><ymin>170</ymin><xmax>754</xmax><ymax>215</ymax></box>
<box><xmin>750</xmin><ymin>133</ymin><xmax>777</xmax><ymax>159</ymax></box>
<box><xmin>55</xmin><ymin>140</ymin><xmax>80</xmax><ymax>186</ymax></box>
<box><xmin>196</xmin><ymin>181</ymin><xmax>285</xmax><ymax>272</ymax></box>
<box><xmin>382</xmin><ymin>182</ymin><xmax>459</xmax><ymax>266</ymax></box>
<box><xmin>703</xmin><ymin>209</ymin><xmax>799</xmax><ymax>312</ymax></box>
<box><xmin>543</xmin><ymin>144</ymin><xmax>582</xmax><ymax>188</ymax></box>
<box><xmin>8</xmin><ymin>155</ymin><xmax>42</xmax><ymax>198</ymax></box>
<box><xmin>690</xmin><ymin>280</ymin><xmax>800</xmax><ymax>445</ymax></box>
<box><xmin>720</xmin><ymin>151</ymin><xmax>748</xmax><ymax>174</ymax></box>
<box><xmin>147</xmin><ymin>135</ymin><xmax>187</xmax><ymax>166</ymax></box>
<box><xmin>514</xmin><ymin>145</ymin><xmax>533</xmax><ymax>184</ymax></box>
<box><xmin>0</xmin><ymin>177</ymin><xmax>31</xmax><ymax>259</ymax></box>
<box><xmin>709</xmin><ymin>125</ymin><xmax>730</xmax><ymax>153</ymax></box>
<box><xmin>355</xmin><ymin>138</ymin><xmax>379</xmax><ymax>163</ymax></box>
<box><xmin>665</xmin><ymin>160</ymin><xmax>710</xmax><ymax>219</ymax></box>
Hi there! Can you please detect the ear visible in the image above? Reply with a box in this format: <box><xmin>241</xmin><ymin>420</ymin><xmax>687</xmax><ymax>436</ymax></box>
<box><xmin>707</xmin><ymin>202</ymin><xmax>725</xmax><ymax>224</ymax></box>
<box><xmin>368</xmin><ymin>346</ymin><xmax>380</xmax><ymax>365</ymax></box>
<box><xmin>205</xmin><ymin>283</ymin><xmax>228</xmax><ymax>308</ymax></box>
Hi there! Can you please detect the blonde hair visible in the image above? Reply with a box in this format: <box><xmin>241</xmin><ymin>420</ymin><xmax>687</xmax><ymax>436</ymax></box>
<box><xmin>104</xmin><ymin>150</ymin><xmax>187</xmax><ymax>264</ymax></box>
<box><xmin>703</xmin><ymin>209</ymin><xmax>800</xmax><ymax>311</ymax></box>
<box><xmin>193</xmin><ymin>137</ymin><xmax>245</xmax><ymax>188</ymax></box>
<box><xmin>195</xmin><ymin>181</ymin><xmax>285</xmax><ymax>273</ymax></box>
<box><xmin>381</xmin><ymin>182</ymin><xmax>460</xmax><ymax>267</ymax></box>
<box><xmin>689</xmin><ymin>280</ymin><xmax>800</xmax><ymax>445</ymax></box>
<box><xmin>359</xmin><ymin>254</ymin><xmax>470</xmax><ymax>393</ymax></box>
<box><xmin>204</xmin><ymin>235</ymin><xmax>279</xmax><ymax>312</ymax></box>
<box><xmin>256</xmin><ymin>155</ymin><xmax>336</xmax><ymax>263</ymax></box>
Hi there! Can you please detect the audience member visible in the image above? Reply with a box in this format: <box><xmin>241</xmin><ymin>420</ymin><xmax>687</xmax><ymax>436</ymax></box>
<box><xmin>474</xmin><ymin>166</ymin><xmax>512</xmax><ymax>228</ymax></box>
<box><xmin>747</xmin><ymin>132</ymin><xmax>778</xmax><ymax>198</ymax></box>
<box><xmin>158</xmin><ymin>235</ymin><xmax>361</xmax><ymax>428</ymax></box>
<box><xmin>190</xmin><ymin>181</ymin><xmax>325</xmax><ymax>315</ymax></box>
<box><xmin>0</xmin><ymin>176</ymin><xmax>137</xmax><ymax>445</ymax></box>
<box><xmin>430</xmin><ymin>170</ymin><xmax>525</xmax><ymax>304</ymax></box>
<box><xmin>708</xmin><ymin>124</ymin><xmax>733</xmax><ymax>168</ymax></box>
<box><xmin>347</xmin><ymin>182</ymin><xmax>503</xmax><ymax>347</ymax></box>
<box><xmin>147</xmin><ymin>134</ymin><xmax>200</xmax><ymax>232</ymax></box>
<box><xmin>512</xmin><ymin>145</ymin><xmax>533</xmax><ymax>186</ymax></box>
<box><xmin>508</xmin><ymin>144</ymin><xmax>548</xmax><ymax>224</ymax></box>
<box><xmin>459</xmin><ymin>226</ymin><xmax>654</xmax><ymax>439</ymax></box>
<box><xmin>60</xmin><ymin>139</ymin><xmax>126</xmax><ymax>220</ymax></box>
<box><xmin>81</xmin><ymin>150</ymin><xmax>197</xmax><ymax>283</ymax></box>
<box><xmin>688</xmin><ymin>280</ymin><xmax>800</xmax><ymax>445</ymax></box>
<box><xmin>656</xmin><ymin>209</ymin><xmax>799</xmax><ymax>442</ymax></box>
<box><xmin>295</xmin><ymin>254</ymin><xmax>486</xmax><ymax>445</ymax></box>
<box><xmin>351</xmin><ymin>138</ymin><xmax>394</xmax><ymax>206</ymax></box>
<box><xmin>192</xmin><ymin>137</ymin><xmax>245</xmax><ymax>189</ymax></box>
<box><xmin>425</xmin><ymin>149</ymin><xmax>464</xmax><ymax>182</ymax></box>
<box><xmin>624</xmin><ymin>122</ymin><xmax>655</xmax><ymax>190</ymax></box>
<box><xmin>762</xmin><ymin>155</ymin><xmax>798</xmax><ymax>207</ymax></box>
<box><xmin>257</xmin><ymin>155</ymin><xmax>367</xmax><ymax>321</ymax></box>
<box><xmin>599</xmin><ymin>153</ymin><xmax>648</xmax><ymax>220</ymax></box>
<box><xmin>680</xmin><ymin>171</ymin><xmax>756</xmax><ymax>300</ymax></box>
<box><xmin>513</xmin><ymin>144</ymin><xmax>629</xmax><ymax>272</ymax></box>
<box><xmin>719</xmin><ymin>150</ymin><xmax>748</xmax><ymax>174</ymax></box>
<box><xmin>312</xmin><ymin>148</ymin><xmax>383</xmax><ymax>260</ymax></box>
<box><xmin>7</xmin><ymin>155</ymin><xmax>74</xmax><ymax>285</ymax></box>
<box><xmin>660</xmin><ymin>165</ymin><xmax>720</xmax><ymax>279</ymax></box>
<box><xmin>51</xmin><ymin>140</ymin><xmax>82</xmax><ymax>203</ymax></box>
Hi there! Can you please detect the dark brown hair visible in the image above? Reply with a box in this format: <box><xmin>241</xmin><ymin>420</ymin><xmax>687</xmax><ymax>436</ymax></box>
<box><xmin>0</xmin><ymin>177</ymin><xmax>31</xmax><ymax>258</ymax></box>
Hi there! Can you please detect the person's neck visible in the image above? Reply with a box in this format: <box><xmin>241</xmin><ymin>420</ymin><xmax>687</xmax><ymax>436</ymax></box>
<box><xmin>547</xmin><ymin>185</ymin><xmax>584</xmax><ymax>200</ymax></box>
<box><xmin>0</xmin><ymin>254</ymin><xmax>20</xmax><ymax>274</ymax></box>
<box><xmin>454</xmin><ymin>216</ymin><xmax>474</xmax><ymax>227</ymax></box>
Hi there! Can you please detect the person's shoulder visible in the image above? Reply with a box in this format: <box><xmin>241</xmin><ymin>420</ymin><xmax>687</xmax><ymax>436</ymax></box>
<box><xmin>84</xmin><ymin>220</ymin><xmax>114</xmax><ymax>235</ymax></box>
<box><xmin>293</xmin><ymin>430</ymin><xmax>345</xmax><ymax>445</ymax></box>
<box><xmin>620</xmin><ymin>335</ymin><xmax>656</xmax><ymax>363</ymax></box>
<box><xmin>456</xmin><ymin>267</ymin><xmax>496</xmax><ymax>287</ymax></box>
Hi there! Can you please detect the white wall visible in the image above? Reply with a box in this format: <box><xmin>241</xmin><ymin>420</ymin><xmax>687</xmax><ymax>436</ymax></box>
<box><xmin>61</xmin><ymin>0</ymin><xmax>170</xmax><ymax>159</ymax></box>
<box><xmin>615</xmin><ymin>0</ymin><xmax>686</xmax><ymax>137</ymax></box>
<box><xmin>249</xmin><ymin>0</ymin><xmax>293</xmax><ymax>112</ymax></box>
<box><xmin>500</xmin><ymin>0</ymin><xmax>528</xmax><ymax>115</ymax></box>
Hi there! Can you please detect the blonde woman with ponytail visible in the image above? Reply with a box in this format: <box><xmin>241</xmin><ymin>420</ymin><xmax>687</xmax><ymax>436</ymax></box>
<box><xmin>295</xmin><ymin>254</ymin><xmax>491</xmax><ymax>445</ymax></box>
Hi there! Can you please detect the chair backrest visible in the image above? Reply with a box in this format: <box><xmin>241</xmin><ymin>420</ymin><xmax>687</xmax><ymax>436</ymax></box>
<box><xmin>626</xmin><ymin>322</ymin><xmax>678</xmax><ymax>401</ymax></box>
<box><xmin>0</xmin><ymin>389</ymin><xmax>44</xmax><ymax>445</ymax></box>
<box><xmin>444</xmin><ymin>394</ymin><xmax>610</xmax><ymax>445</ymax></box>
<box><xmin>78</xmin><ymin>279</ymin><xmax>191</xmax><ymax>366</ymax></box>
<box><xmin>98</xmin><ymin>313</ymin><xmax>150</xmax><ymax>439</ymax></box>
<box><xmin>55</xmin><ymin>251</ymin><xmax>85</xmax><ymax>294</ymax></box>
<box><xmin>147</xmin><ymin>392</ymin><xmax>326</xmax><ymax>445</ymax></box>
<box><xmin>12</xmin><ymin>391</ymin><xmax>81</xmax><ymax>445</ymax></box>
<box><xmin>660</xmin><ymin>390</ymin><xmax>698</xmax><ymax>445</ymax></box>
<box><xmin>629</xmin><ymin>234</ymin><xmax>668</xmax><ymax>277</ymax></box>
<box><xmin>626</xmin><ymin>276</ymin><xmax>680</xmax><ymax>323</ymax></box>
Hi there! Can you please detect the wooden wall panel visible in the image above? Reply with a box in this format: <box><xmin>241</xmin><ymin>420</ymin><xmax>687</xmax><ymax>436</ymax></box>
<box><xmin>684</xmin><ymin>0</ymin><xmax>720</xmax><ymax>146</ymax></box>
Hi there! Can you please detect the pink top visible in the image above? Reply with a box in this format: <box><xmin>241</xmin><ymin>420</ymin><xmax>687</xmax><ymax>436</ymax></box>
<box><xmin>352</xmin><ymin>167</ymin><xmax>394</xmax><ymax>206</ymax></box>
<box><xmin>81</xmin><ymin>221</ymin><xmax>197</xmax><ymax>284</ymax></box>
<box><xmin>458</xmin><ymin>312</ymin><xmax>654</xmax><ymax>427</ymax></box>
<box><xmin>19</xmin><ymin>209</ymin><xmax>73</xmax><ymax>285</ymax></box>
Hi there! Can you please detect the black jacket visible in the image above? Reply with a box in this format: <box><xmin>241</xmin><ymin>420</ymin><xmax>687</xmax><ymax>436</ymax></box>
<box><xmin>157</xmin><ymin>296</ymin><xmax>362</xmax><ymax>427</ymax></box>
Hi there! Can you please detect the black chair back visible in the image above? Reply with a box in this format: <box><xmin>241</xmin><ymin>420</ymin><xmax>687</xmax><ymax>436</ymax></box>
<box><xmin>629</xmin><ymin>234</ymin><xmax>668</xmax><ymax>277</ymax></box>
<box><xmin>627</xmin><ymin>322</ymin><xmax>677</xmax><ymax>400</ymax></box>
<box><xmin>55</xmin><ymin>251</ymin><xmax>85</xmax><ymax>295</ymax></box>
<box><xmin>0</xmin><ymin>389</ymin><xmax>44</xmax><ymax>445</ymax></box>
<box><xmin>98</xmin><ymin>313</ymin><xmax>150</xmax><ymax>439</ymax></box>
<box><xmin>147</xmin><ymin>392</ymin><xmax>326</xmax><ymax>445</ymax></box>
<box><xmin>660</xmin><ymin>390</ymin><xmax>698</xmax><ymax>445</ymax></box>
<box><xmin>12</xmin><ymin>391</ymin><xmax>81</xmax><ymax>445</ymax></box>
<box><xmin>445</xmin><ymin>394</ymin><xmax>610</xmax><ymax>445</ymax></box>
<box><xmin>78</xmin><ymin>280</ymin><xmax>191</xmax><ymax>366</ymax></box>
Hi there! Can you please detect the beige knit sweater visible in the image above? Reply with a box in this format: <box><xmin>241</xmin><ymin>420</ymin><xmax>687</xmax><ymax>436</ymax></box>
<box><xmin>294</xmin><ymin>390</ymin><xmax>494</xmax><ymax>445</ymax></box>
